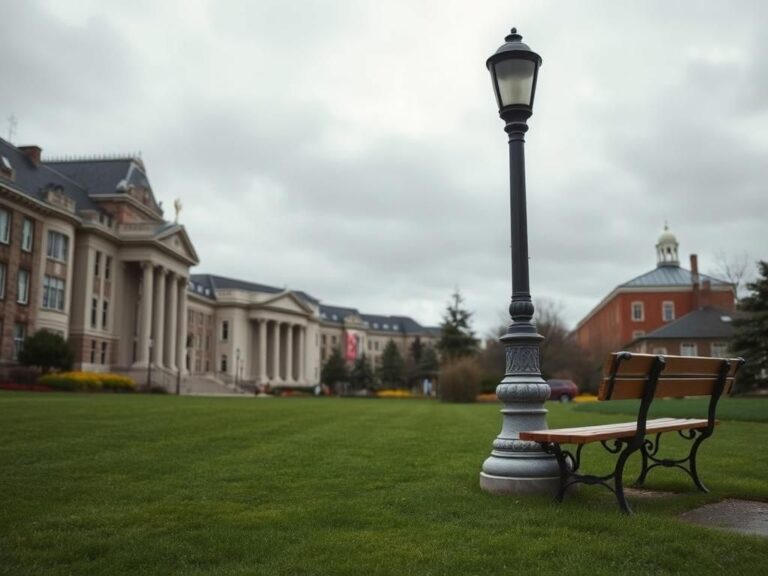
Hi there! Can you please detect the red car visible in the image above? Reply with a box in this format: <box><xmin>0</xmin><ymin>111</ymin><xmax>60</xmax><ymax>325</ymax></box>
<box><xmin>546</xmin><ymin>379</ymin><xmax>579</xmax><ymax>402</ymax></box>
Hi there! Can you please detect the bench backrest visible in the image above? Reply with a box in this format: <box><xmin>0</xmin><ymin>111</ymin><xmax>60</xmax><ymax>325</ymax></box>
<box><xmin>598</xmin><ymin>352</ymin><xmax>743</xmax><ymax>401</ymax></box>
<box><xmin>597</xmin><ymin>352</ymin><xmax>744</xmax><ymax>441</ymax></box>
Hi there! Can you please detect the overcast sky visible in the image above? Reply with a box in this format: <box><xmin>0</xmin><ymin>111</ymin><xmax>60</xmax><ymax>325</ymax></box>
<box><xmin>2</xmin><ymin>0</ymin><xmax>766</xmax><ymax>336</ymax></box>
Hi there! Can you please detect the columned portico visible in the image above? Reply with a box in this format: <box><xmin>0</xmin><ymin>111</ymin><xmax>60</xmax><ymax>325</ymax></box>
<box><xmin>285</xmin><ymin>323</ymin><xmax>294</xmax><ymax>384</ymax></box>
<box><xmin>177</xmin><ymin>276</ymin><xmax>188</xmax><ymax>374</ymax></box>
<box><xmin>271</xmin><ymin>320</ymin><xmax>282</xmax><ymax>384</ymax></box>
<box><xmin>136</xmin><ymin>261</ymin><xmax>154</xmax><ymax>367</ymax></box>
<box><xmin>166</xmin><ymin>273</ymin><xmax>178</xmax><ymax>371</ymax></box>
<box><xmin>153</xmin><ymin>268</ymin><xmax>166</xmax><ymax>367</ymax></box>
<box><xmin>298</xmin><ymin>327</ymin><xmax>306</xmax><ymax>383</ymax></box>
<box><xmin>258</xmin><ymin>319</ymin><xmax>268</xmax><ymax>384</ymax></box>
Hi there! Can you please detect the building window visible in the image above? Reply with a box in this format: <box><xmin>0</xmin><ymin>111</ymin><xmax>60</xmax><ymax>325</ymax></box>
<box><xmin>13</xmin><ymin>323</ymin><xmax>26</xmax><ymax>359</ymax></box>
<box><xmin>17</xmin><ymin>269</ymin><xmax>30</xmax><ymax>304</ymax></box>
<box><xmin>221</xmin><ymin>320</ymin><xmax>229</xmax><ymax>341</ymax></box>
<box><xmin>631</xmin><ymin>301</ymin><xmax>644</xmax><ymax>322</ymax></box>
<box><xmin>91</xmin><ymin>297</ymin><xmax>99</xmax><ymax>328</ymax></box>
<box><xmin>652</xmin><ymin>347</ymin><xmax>668</xmax><ymax>354</ymax></box>
<box><xmin>101</xmin><ymin>342</ymin><xmax>107</xmax><ymax>364</ymax></box>
<box><xmin>332</xmin><ymin>335</ymin><xmax>337</xmax><ymax>345</ymax></box>
<box><xmin>662</xmin><ymin>301</ymin><xmax>675</xmax><ymax>322</ymax></box>
<box><xmin>105</xmin><ymin>256</ymin><xmax>112</xmax><ymax>280</ymax></box>
<box><xmin>102</xmin><ymin>300</ymin><xmax>109</xmax><ymax>329</ymax></box>
<box><xmin>711</xmin><ymin>342</ymin><xmax>729</xmax><ymax>358</ymax></box>
<box><xmin>94</xmin><ymin>251</ymin><xmax>101</xmax><ymax>277</ymax></box>
<box><xmin>46</xmin><ymin>231</ymin><xmax>69</xmax><ymax>262</ymax></box>
<box><xmin>221</xmin><ymin>354</ymin><xmax>228</xmax><ymax>372</ymax></box>
<box><xmin>21</xmin><ymin>218</ymin><xmax>34</xmax><ymax>252</ymax></box>
<box><xmin>90</xmin><ymin>340</ymin><xmax>97</xmax><ymax>363</ymax></box>
<box><xmin>680</xmin><ymin>343</ymin><xmax>698</xmax><ymax>357</ymax></box>
<box><xmin>0</xmin><ymin>262</ymin><xmax>5</xmax><ymax>300</ymax></box>
<box><xmin>632</xmin><ymin>330</ymin><xmax>645</xmax><ymax>340</ymax></box>
<box><xmin>42</xmin><ymin>275</ymin><xmax>66</xmax><ymax>311</ymax></box>
<box><xmin>374</xmin><ymin>341</ymin><xmax>379</xmax><ymax>351</ymax></box>
<box><xmin>0</xmin><ymin>209</ymin><xmax>9</xmax><ymax>244</ymax></box>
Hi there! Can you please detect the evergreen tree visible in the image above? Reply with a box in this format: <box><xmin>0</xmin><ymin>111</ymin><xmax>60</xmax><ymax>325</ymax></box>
<box><xmin>437</xmin><ymin>290</ymin><xmax>478</xmax><ymax>360</ymax></box>
<box><xmin>18</xmin><ymin>330</ymin><xmax>74</xmax><ymax>374</ymax></box>
<box><xmin>378</xmin><ymin>340</ymin><xmax>405</xmax><ymax>388</ymax></box>
<box><xmin>731</xmin><ymin>261</ymin><xmax>768</xmax><ymax>391</ymax></box>
<box><xmin>350</xmin><ymin>353</ymin><xmax>374</xmax><ymax>390</ymax></box>
<box><xmin>418</xmin><ymin>345</ymin><xmax>440</xmax><ymax>378</ymax></box>
<box><xmin>321</xmin><ymin>348</ymin><xmax>348</xmax><ymax>390</ymax></box>
<box><xmin>409</xmin><ymin>336</ymin><xmax>424</xmax><ymax>364</ymax></box>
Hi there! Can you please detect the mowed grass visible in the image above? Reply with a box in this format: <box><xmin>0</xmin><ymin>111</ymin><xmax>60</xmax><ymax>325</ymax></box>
<box><xmin>575</xmin><ymin>396</ymin><xmax>768</xmax><ymax>423</ymax></box>
<box><xmin>1</xmin><ymin>393</ymin><xmax>767</xmax><ymax>576</ymax></box>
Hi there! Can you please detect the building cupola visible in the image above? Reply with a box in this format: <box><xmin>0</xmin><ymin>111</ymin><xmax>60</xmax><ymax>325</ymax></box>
<box><xmin>656</xmin><ymin>223</ymin><xmax>679</xmax><ymax>267</ymax></box>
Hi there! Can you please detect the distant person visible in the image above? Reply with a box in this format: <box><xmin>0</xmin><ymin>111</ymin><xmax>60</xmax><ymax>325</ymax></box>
<box><xmin>422</xmin><ymin>377</ymin><xmax>433</xmax><ymax>397</ymax></box>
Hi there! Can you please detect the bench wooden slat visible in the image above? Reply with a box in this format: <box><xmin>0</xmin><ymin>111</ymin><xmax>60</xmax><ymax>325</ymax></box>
<box><xmin>520</xmin><ymin>418</ymin><xmax>710</xmax><ymax>444</ymax></box>
<box><xmin>662</xmin><ymin>355</ymin><xmax>740</xmax><ymax>377</ymax></box>
<box><xmin>599</xmin><ymin>376</ymin><xmax>735</xmax><ymax>400</ymax></box>
<box><xmin>601</xmin><ymin>353</ymin><xmax>658</xmax><ymax>378</ymax></box>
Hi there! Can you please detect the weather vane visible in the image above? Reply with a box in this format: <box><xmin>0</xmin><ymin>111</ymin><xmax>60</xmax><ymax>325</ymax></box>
<box><xmin>173</xmin><ymin>198</ymin><xmax>183</xmax><ymax>223</ymax></box>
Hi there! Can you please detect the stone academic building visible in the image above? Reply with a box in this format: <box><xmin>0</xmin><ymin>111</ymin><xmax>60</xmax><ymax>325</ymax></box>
<box><xmin>0</xmin><ymin>138</ymin><xmax>438</xmax><ymax>389</ymax></box>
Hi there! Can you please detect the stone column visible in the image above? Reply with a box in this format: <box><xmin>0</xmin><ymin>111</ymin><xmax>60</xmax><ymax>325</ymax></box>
<box><xmin>284</xmin><ymin>324</ymin><xmax>294</xmax><ymax>383</ymax></box>
<box><xmin>166</xmin><ymin>273</ymin><xmax>178</xmax><ymax>371</ymax></box>
<box><xmin>258</xmin><ymin>319</ymin><xmax>268</xmax><ymax>384</ymax></box>
<box><xmin>136</xmin><ymin>261</ymin><xmax>154</xmax><ymax>366</ymax></box>
<box><xmin>177</xmin><ymin>277</ymin><xmax>188</xmax><ymax>375</ymax></box>
<box><xmin>153</xmin><ymin>268</ymin><xmax>166</xmax><ymax>367</ymax></box>
<box><xmin>298</xmin><ymin>326</ymin><xmax>306</xmax><ymax>384</ymax></box>
<box><xmin>271</xmin><ymin>321</ymin><xmax>282</xmax><ymax>384</ymax></box>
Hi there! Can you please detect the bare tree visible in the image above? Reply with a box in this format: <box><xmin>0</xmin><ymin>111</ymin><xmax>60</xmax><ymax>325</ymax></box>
<box><xmin>711</xmin><ymin>250</ymin><xmax>752</xmax><ymax>301</ymax></box>
<box><xmin>479</xmin><ymin>299</ymin><xmax>592</xmax><ymax>390</ymax></box>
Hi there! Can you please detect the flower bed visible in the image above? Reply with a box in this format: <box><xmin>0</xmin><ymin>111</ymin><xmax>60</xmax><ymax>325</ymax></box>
<box><xmin>376</xmin><ymin>389</ymin><xmax>413</xmax><ymax>399</ymax></box>
<box><xmin>37</xmin><ymin>372</ymin><xmax>136</xmax><ymax>392</ymax></box>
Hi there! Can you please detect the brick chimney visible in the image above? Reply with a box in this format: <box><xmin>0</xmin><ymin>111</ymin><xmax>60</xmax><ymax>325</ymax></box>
<box><xmin>690</xmin><ymin>254</ymin><xmax>700</xmax><ymax>309</ymax></box>
<box><xmin>701</xmin><ymin>279</ymin><xmax>712</xmax><ymax>309</ymax></box>
<box><xmin>19</xmin><ymin>145</ymin><xmax>42</xmax><ymax>166</ymax></box>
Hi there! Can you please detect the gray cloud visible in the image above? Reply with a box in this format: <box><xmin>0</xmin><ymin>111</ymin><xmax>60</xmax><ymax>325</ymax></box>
<box><xmin>2</xmin><ymin>0</ymin><xmax>766</xmax><ymax>336</ymax></box>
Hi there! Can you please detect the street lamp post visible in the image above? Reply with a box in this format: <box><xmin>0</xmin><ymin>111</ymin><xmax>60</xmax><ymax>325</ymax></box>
<box><xmin>479</xmin><ymin>28</ymin><xmax>560</xmax><ymax>495</ymax></box>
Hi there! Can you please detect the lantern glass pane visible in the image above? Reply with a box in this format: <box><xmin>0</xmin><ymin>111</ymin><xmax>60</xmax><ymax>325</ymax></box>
<box><xmin>494</xmin><ymin>58</ymin><xmax>535</xmax><ymax>107</ymax></box>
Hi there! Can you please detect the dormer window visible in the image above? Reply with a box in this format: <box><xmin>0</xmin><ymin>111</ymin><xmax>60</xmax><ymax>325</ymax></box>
<box><xmin>0</xmin><ymin>156</ymin><xmax>13</xmax><ymax>180</ymax></box>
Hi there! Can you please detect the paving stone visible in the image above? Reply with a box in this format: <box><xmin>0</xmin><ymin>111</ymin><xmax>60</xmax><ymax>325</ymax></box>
<box><xmin>678</xmin><ymin>499</ymin><xmax>768</xmax><ymax>537</ymax></box>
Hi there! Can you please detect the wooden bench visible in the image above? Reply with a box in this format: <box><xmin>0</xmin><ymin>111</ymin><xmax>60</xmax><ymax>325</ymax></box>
<box><xmin>519</xmin><ymin>352</ymin><xmax>745</xmax><ymax>513</ymax></box>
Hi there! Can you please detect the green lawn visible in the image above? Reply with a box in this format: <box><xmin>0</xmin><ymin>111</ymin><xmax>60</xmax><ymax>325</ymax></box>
<box><xmin>1</xmin><ymin>393</ymin><xmax>766</xmax><ymax>576</ymax></box>
<box><xmin>574</xmin><ymin>396</ymin><xmax>768</xmax><ymax>423</ymax></box>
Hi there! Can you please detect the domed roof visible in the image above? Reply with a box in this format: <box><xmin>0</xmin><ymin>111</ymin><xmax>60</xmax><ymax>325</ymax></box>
<box><xmin>657</xmin><ymin>224</ymin><xmax>677</xmax><ymax>245</ymax></box>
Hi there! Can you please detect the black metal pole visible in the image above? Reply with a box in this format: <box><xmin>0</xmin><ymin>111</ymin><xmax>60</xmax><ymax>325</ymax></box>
<box><xmin>503</xmin><ymin>113</ymin><xmax>536</xmax><ymax>332</ymax></box>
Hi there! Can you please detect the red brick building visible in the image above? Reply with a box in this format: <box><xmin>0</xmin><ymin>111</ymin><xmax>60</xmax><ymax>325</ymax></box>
<box><xmin>574</xmin><ymin>227</ymin><xmax>736</xmax><ymax>361</ymax></box>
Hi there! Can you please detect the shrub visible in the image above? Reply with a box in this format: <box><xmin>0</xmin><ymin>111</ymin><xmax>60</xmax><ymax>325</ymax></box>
<box><xmin>18</xmin><ymin>331</ymin><xmax>74</xmax><ymax>373</ymax></box>
<box><xmin>37</xmin><ymin>372</ymin><xmax>136</xmax><ymax>392</ymax></box>
<box><xmin>100</xmin><ymin>374</ymin><xmax>136</xmax><ymax>392</ymax></box>
<box><xmin>439</xmin><ymin>357</ymin><xmax>482</xmax><ymax>403</ymax></box>
<box><xmin>480</xmin><ymin>373</ymin><xmax>500</xmax><ymax>395</ymax></box>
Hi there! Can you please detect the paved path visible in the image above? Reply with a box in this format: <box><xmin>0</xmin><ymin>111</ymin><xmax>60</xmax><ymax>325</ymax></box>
<box><xmin>183</xmin><ymin>376</ymin><xmax>246</xmax><ymax>396</ymax></box>
<box><xmin>679</xmin><ymin>499</ymin><xmax>768</xmax><ymax>537</ymax></box>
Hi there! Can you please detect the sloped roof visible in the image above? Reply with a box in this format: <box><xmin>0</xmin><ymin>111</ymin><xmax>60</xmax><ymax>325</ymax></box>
<box><xmin>47</xmin><ymin>158</ymin><xmax>150</xmax><ymax>196</ymax></box>
<box><xmin>0</xmin><ymin>138</ymin><xmax>101</xmax><ymax>213</ymax></box>
<box><xmin>638</xmin><ymin>307</ymin><xmax>737</xmax><ymax>340</ymax></box>
<box><xmin>190</xmin><ymin>273</ymin><xmax>319</xmax><ymax>305</ymax></box>
<box><xmin>319</xmin><ymin>305</ymin><xmax>433</xmax><ymax>335</ymax></box>
<box><xmin>622</xmin><ymin>265</ymin><xmax>729</xmax><ymax>288</ymax></box>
